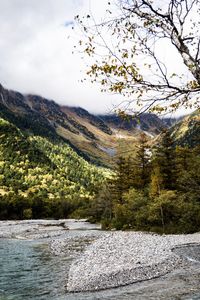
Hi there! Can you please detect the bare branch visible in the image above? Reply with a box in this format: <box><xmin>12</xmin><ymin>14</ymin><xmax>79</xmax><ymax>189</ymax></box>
<box><xmin>76</xmin><ymin>0</ymin><xmax>200</xmax><ymax>114</ymax></box>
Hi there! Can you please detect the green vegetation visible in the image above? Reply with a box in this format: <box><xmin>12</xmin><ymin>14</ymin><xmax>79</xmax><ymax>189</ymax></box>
<box><xmin>171</xmin><ymin>109</ymin><xmax>200</xmax><ymax>147</ymax></box>
<box><xmin>1</xmin><ymin>116</ymin><xmax>200</xmax><ymax>234</ymax></box>
<box><xmin>90</xmin><ymin>132</ymin><xmax>200</xmax><ymax>234</ymax></box>
<box><xmin>0</xmin><ymin>118</ymin><xmax>108</xmax><ymax>220</ymax></box>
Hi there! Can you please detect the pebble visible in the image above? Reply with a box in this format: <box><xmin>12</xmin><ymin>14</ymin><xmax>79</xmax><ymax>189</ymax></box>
<box><xmin>67</xmin><ymin>232</ymin><xmax>200</xmax><ymax>292</ymax></box>
<box><xmin>1</xmin><ymin>220</ymin><xmax>200</xmax><ymax>293</ymax></box>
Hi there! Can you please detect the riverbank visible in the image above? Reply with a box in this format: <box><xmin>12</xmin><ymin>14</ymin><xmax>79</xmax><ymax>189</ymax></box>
<box><xmin>1</xmin><ymin>220</ymin><xmax>200</xmax><ymax>299</ymax></box>
<box><xmin>0</xmin><ymin>219</ymin><xmax>101</xmax><ymax>240</ymax></box>
<box><xmin>1</xmin><ymin>220</ymin><xmax>200</xmax><ymax>297</ymax></box>
<box><xmin>67</xmin><ymin>232</ymin><xmax>200</xmax><ymax>292</ymax></box>
<box><xmin>0</xmin><ymin>219</ymin><xmax>104</xmax><ymax>300</ymax></box>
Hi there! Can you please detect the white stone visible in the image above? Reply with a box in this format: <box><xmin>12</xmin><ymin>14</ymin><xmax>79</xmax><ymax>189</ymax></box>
<box><xmin>67</xmin><ymin>232</ymin><xmax>200</xmax><ymax>292</ymax></box>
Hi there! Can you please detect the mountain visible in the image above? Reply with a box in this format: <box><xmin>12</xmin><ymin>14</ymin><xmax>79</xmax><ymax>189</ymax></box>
<box><xmin>161</xmin><ymin>117</ymin><xmax>182</xmax><ymax>127</ymax></box>
<box><xmin>98</xmin><ymin>113</ymin><xmax>165</xmax><ymax>135</ymax></box>
<box><xmin>2</xmin><ymin>83</ymin><xmax>197</xmax><ymax>221</ymax></box>
<box><xmin>0</xmin><ymin>117</ymin><xmax>108</xmax><ymax>219</ymax></box>
<box><xmin>171</xmin><ymin>109</ymin><xmax>200</xmax><ymax>147</ymax></box>
<box><xmin>0</xmin><ymin>84</ymin><xmax>167</xmax><ymax>166</ymax></box>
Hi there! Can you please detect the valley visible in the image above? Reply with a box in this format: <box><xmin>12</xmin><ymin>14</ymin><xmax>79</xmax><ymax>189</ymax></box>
<box><xmin>1</xmin><ymin>1</ymin><xmax>200</xmax><ymax>299</ymax></box>
<box><xmin>0</xmin><ymin>83</ymin><xmax>200</xmax><ymax>233</ymax></box>
<box><xmin>0</xmin><ymin>84</ymin><xmax>166</xmax><ymax>167</ymax></box>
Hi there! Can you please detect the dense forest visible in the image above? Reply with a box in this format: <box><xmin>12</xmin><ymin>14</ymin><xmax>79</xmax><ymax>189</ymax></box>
<box><xmin>1</xmin><ymin>115</ymin><xmax>200</xmax><ymax>234</ymax></box>
<box><xmin>89</xmin><ymin>132</ymin><xmax>200</xmax><ymax>234</ymax></box>
<box><xmin>0</xmin><ymin>118</ymin><xmax>108</xmax><ymax>220</ymax></box>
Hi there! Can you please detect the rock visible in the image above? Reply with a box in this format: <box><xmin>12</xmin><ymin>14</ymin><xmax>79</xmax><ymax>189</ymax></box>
<box><xmin>67</xmin><ymin>232</ymin><xmax>200</xmax><ymax>292</ymax></box>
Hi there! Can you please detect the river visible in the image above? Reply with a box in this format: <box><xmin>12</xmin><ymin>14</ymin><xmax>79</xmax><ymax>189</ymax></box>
<box><xmin>0</xmin><ymin>220</ymin><xmax>200</xmax><ymax>300</ymax></box>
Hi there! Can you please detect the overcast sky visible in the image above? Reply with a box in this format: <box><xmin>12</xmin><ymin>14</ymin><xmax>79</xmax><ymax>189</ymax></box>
<box><xmin>0</xmin><ymin>0</ymin><xmax>121</xmax><ymax>113</ymax></box>
<box><xmin>0</xmin><ymin>0</ymin><xmax>196</xmax><ymax>115</ymax></box>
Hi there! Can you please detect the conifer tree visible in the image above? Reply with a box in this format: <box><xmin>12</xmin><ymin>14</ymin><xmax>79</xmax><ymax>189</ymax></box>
<box><xmin>149</xmin><ymin>165</ymin><xmax>162</xmax><ymax>198</ymax></box>
<box><xmin>110</xmin><ymin>155</ymin><xmax>133</xmax><ymax>204</ymax></box>
<box><xmin>152</xmin><ymin>130</ymin><xmax>176</xmax><ymax>190</ymax></box>
<box><xmin>131</xmin><ymin>133</ymin><xmax>151</xmax><ymax>190</ymax></box>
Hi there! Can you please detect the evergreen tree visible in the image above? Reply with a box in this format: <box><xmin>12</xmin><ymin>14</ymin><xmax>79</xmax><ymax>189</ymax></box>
<box><xmin>152</xmin><ymin>130</ymin><xmax>176</xmax><ymax>190</ymax></box>
<box><xmin>149</xmin><ymin>165</ymin><xmax>162</xmax><ymax>198</ymax></box>
<box><xmin>132</xmin><ymin>133</ymin><xmax>151</xmax><ymax>190</ymax></box>
<box><xmin>89</xmin><ymin>181</ymin><xmax>113</xmax><ymax>226</ymax></box>
<box><xmin>108</xmin><ymin>152</ymin><xmax>134</xmax><ymax>206</ymax></box>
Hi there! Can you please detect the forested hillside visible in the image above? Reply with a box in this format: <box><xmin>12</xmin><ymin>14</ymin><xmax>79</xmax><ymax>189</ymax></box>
<box><xmin>0</xmin><ymin>118</ymin><xmax>108</xmax><ymax>219</ymax></box>
<box><xmin>1</xmin><ymin>114</ymin><xmax>200</xmax><ymax>233</ymax></box>
<box><xmin>1</xmin><ymin>83</ymin><xmax>200</xmax><ymax>233</ymax></box>
<box><xmin>0</xmin><ymin>83</ymin><xmax>167</xmax><ymax>166</ymax></box>
<box><xmin>171</xmin><ymin>109</ymin><xmax>200</xmax><ymax>147</ymax></box>
<box><xmin>89</xmin><ymin>132</ymin><xmax>200</xmax><ymax>234</ymax></box>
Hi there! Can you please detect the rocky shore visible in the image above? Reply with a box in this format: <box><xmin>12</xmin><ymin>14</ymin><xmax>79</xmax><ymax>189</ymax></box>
<box><xmin>1</xmin><ymin>220</ymin><xmax>200</xmax><ymax>296</ymax></box>
<box><xmin>0</xmin><ymin>219</ymin><xmax>104</xmax><ymax>261</ymax></box>
<box><xmin>0</xmin><ymin>219</ymin><xmax>101</xmax><ymax>240</ymax></box>
<box><xmin>67</xmin><ymin>232</ymin><xmax>200</xmax><ymax>292</ymax></box>
<box><xmin>0</xmin><ymin>219</ymin><xmax>69</xmax><ymax>239</ymax></box>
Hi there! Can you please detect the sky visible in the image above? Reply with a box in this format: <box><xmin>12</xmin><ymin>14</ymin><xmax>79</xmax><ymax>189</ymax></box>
<box><xmin>0</xmin><ymin>0</ymin><xmax>197</xmax><ymax>115</ymax></box>
<box><xmin>0</xmin><ymin>0</ymin><xmax>119</xmax><ymax>114</ymax></box>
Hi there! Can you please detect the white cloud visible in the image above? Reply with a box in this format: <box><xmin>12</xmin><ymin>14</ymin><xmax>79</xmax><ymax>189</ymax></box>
<box><xmin>0</xmin><ymin>0</ymin><xmax>120</xmax><ymax>113</ymax></box>
<box><xmin>0</xmin><ymin>0</ymin><xmax>196</xmax><ymax>116</ymax></box>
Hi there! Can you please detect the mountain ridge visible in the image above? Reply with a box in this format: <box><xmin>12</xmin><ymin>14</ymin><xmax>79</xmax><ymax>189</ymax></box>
<box><xmin>171</xmin><ymin>109</ymin><xmax>200</xmax><ymax>147</ymax></box>
<box><xmin>0</xmin><ymin>83</ymin><xmax>168</xmax><ymax>165</ymax></box>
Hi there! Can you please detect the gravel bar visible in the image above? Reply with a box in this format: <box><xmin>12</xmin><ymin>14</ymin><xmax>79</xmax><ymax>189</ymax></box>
<box><xmin>67</xmin><ymin>232</ymin><xmax>200</xmax><ymax>292</ymax></box>
<box><xmin>0</xmin><ymin>219</ymin><xmax>100</xmax><ymax>239</ymax></box>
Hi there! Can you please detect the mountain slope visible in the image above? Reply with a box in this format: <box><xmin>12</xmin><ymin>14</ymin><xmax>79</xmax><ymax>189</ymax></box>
<box><xmin>98</xmin><ymin>113</ymin><xmax>165</xmax><ymax>135</ymax></box>
<box><xmin>0</xmin><ymin>84</ymin><xmax>111</xmax><ymax>165</ymax></box>
<box><xmin>171</xmin><ymin>109</ymin><xmax>200</xmax><ymax>147</ymax></box>
<box><xmin>0</xmin><ymin>117</ymin><xmax>107</xmax><ymax>219</ymax></box>
<box><xmin>0</xmin><ymin>84</ymin><xmax>167</xmax><ymax>166</ymax></box>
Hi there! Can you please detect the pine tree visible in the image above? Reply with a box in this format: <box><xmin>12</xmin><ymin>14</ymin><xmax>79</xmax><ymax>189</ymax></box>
<box><xmin>149</xmin><ymin>165</ymin><xmax>162</xmax><ymax>198</ymax></box>
<box><xmin>131</xmin><ymin>133</ymin><xmax>151</xmax><ymax>190</ymax></box>
<box><xmin>152</xmin><ymin>130</ymin><xmax>176</xmax><ymax>190</ymax></box>
<box><xmin>111</xmin><ymin>155</ymin><xmax>133</xmax><ymax>204</ymax></box>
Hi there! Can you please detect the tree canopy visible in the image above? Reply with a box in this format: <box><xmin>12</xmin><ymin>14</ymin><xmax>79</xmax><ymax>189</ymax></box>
<box><xmin>90</xmin><ymin>132</ymin><xmax>200</xmax><ymax>233</ymax></box>
<box><xmin>76</xmin><ymin>0</ymin><xmax>200</xmax><ymax>114</ymax></box>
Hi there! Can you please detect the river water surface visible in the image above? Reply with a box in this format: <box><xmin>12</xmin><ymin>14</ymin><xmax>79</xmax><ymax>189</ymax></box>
<box><xmin>0</xmin><ymin>220</ymin><xmax>200</xmax><ymax>300</ymax></box>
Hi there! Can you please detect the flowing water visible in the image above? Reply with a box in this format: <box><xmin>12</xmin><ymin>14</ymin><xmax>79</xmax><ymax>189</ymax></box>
<box><xmin>0</xmin><ymin>221</ymin><xmax>200</xmax><ymax>300</ymax></box>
